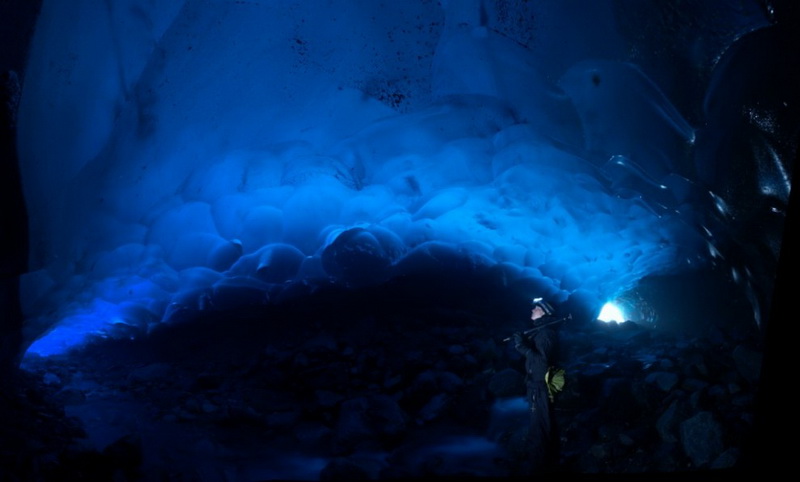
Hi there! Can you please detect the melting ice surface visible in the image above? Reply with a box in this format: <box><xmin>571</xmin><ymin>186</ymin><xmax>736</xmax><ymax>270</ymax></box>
<box><xmin>17</xmin><ymin>0</ymin><xmax>792</xmax><ymax>356</ymax></box>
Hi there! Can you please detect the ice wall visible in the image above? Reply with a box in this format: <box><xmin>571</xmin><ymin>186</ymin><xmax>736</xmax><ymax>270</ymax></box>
<box><xmin>16</xmin><ymin>0</ymin><xmax>792</xmax><ymax>356</ymax></box>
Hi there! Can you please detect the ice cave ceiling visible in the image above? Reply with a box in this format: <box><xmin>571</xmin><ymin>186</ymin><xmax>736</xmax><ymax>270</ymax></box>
<box><xmin>14</xmin><ymin>0</ymin><xmax>796</xmax><ymax>356</ymax></box>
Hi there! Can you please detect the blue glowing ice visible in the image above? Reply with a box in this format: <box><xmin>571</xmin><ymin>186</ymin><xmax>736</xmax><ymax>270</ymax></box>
<box><xmin>18</xmin><ymin>0</ymin><xmax>790</xmax><ymax>356</ymax></box>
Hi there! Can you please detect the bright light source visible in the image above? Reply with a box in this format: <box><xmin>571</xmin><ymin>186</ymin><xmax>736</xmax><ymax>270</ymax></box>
<box><xmin>598</xmin><ymin>302</ymin><xmax>625</xmax><ymax>323</ymax></box>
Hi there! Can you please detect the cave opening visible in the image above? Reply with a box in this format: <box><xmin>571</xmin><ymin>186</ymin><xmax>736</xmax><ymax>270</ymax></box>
<box><xmin>2</xmin><ymin>1</ymin><xmax>797</xmax><ymax>480</ymax></box>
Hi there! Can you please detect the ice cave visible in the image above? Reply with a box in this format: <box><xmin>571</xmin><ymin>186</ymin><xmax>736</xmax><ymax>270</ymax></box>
<box><xmin>1</xmin><ymin>0</ymin><xmax>797</xmax><ymax>480</ymax></box>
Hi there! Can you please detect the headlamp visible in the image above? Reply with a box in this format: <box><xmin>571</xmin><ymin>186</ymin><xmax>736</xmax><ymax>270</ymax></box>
<box><xmin>532</xmin><ymin>297</ymin><xmax>554</xmax><ymax>315</ymax></box>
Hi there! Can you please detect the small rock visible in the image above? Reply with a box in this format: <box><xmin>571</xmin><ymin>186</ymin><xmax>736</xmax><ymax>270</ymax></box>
<box><xmin>644</xmin><ymin>371</ymin><xmax>679</xmax><ymax>392</ymax></box>
<box><xmin>43</xmin><ymin>372</ymin><xmax>61</xmax><ymax>386</ymax></box>
<box><xmin>680</xmin><ymin>411</ymin><xmax>724</xmax><ymax>467</ymax></box>
<box><xmin>320</xmin><ymin>457</ymin><xmax>372</xmax><ymax>480</ymax></box>
<box><xmin>732</xmin><ymin>345</ymin><xmax>762</xmax><ymax>386</ymax></box>
<box><xmin>448</xmin><ymin>344</ymin><xmax>466</xmax><ymax>355</ymax></box>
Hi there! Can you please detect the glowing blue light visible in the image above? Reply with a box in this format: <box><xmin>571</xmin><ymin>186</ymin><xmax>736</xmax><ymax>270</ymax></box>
<box><xmin>19</xmin><ymin>0</ymin><xmax>748</xmax><ymax>358</ymax></box>
<box><xmin>598</xmin><ymin>302</ymin><xmax>625</xmax><ymax>323</ymax></box>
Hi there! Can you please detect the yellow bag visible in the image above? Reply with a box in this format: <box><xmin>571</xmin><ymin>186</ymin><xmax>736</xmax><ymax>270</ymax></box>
<box><xmin>545</xmin><ymin>367</ymin><xmax>565</xmax><ymax>402</ymax></box>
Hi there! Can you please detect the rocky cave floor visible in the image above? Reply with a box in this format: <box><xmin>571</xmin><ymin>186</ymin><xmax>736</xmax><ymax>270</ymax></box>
<box><xmin>1</xmin><ymin>283</ymin><xmax>769</xmax><ymax>481</ymax></box>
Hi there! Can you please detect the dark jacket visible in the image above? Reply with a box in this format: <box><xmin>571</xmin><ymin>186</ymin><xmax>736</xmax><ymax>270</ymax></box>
<box><xmin>513</xmin><ymin>317</ymin><xmax>560</xmax><ymax>471</ymax></box>
<box><xmin>513</xmin><ymin>320</ymin><xmax>558</xmax><ymax>390</ymax></box>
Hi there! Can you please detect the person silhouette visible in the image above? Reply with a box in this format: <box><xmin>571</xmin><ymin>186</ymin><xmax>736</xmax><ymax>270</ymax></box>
<box><xmin>512</xmin><ymin>297</ymin><xmax>561</xmax><ymax>473</ymax></box>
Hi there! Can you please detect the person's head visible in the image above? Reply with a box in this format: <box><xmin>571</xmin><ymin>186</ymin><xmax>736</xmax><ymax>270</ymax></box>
<box><xmin>531</xmin><ymin>298</ymin><xmax>554</xmax><ymax>322</ymax></box>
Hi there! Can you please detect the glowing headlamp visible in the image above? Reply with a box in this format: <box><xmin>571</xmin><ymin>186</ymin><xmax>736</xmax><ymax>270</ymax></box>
<box><xmin>531</xmin><ymin>297</ymin><xmax>554</xmax><ymax>315</ymax></box>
